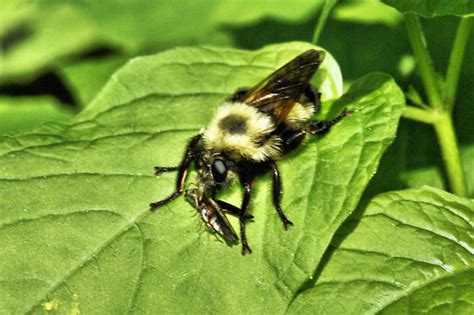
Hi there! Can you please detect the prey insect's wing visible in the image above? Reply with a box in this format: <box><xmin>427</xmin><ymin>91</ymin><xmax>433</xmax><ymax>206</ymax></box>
<box><xmin>238</xmin><ymin>49</ymin><xmax>325</xmax><ymax>125</ymax></box>
<box><xmin>203</xmin><ymin>198</ymin><xmax>239</xmax><ymax>243</ymax></box>
<box><xmin>185</xmin><ymin>189</ymin><xmax>238</xmax><ymax>243</ymax></box>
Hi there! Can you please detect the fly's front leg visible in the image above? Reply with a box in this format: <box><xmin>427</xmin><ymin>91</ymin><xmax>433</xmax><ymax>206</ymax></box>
<box><xmin>270</xmin><ymin>161</ymin><xmax>293</xmax><ymax>229</ymax></box>
<box><xmin>149</xmin><ymin>134</ymin><xmax>201</xmax><ymax>211</ymax></box>
<box><xmin>239</xmin><ymin>181</ymin><xmax>253</xmax><ymax>255</ymax></box>
<box><xmin>154</xmin><ymin>166</ymin><xmax>179</xmax><ymax>176</ymax></box>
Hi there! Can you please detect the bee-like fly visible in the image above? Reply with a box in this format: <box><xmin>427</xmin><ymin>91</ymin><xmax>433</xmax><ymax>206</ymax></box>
<box><xmin>150</xmin><ymin>49</ymin><xmax>349</xmax><ymax>255</ymax></box>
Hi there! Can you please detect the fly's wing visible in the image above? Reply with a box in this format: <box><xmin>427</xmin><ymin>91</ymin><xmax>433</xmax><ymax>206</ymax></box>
<box><xmin>239</xmin><ymin>49</ymin><xmax>325</xmax><ymax>125</ymax></box>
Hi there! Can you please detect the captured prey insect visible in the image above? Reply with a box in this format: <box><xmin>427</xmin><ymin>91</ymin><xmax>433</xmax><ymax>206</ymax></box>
<box><xmin>150</xmin><ymin>49</ymin><xmax>349</xmax><ymax>255</ymax></box>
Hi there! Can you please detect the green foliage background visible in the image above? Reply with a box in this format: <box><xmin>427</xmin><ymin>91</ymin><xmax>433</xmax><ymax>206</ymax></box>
<box><xmin>0</xmin><ymin>0</ymin><xmax>473</xmax><ymax>314</ymax></box>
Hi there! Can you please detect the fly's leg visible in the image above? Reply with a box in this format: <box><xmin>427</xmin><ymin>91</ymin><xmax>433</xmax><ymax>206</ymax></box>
<box><xmin>239</xmin><ymin>181</ymin><xmax>253</xmax><ymax>255</ymax></box>
<box><xmin>306</xmin><ymin>109</ymin><xmax>351</xmax><ymax>135</ymax></box>
<box><xmin>149</xmin><ymin>134</ymin><xmax>201</xmax><ymax>211</ymax></box>
<box><xmin>270</xmin><ymin>161</ymin><xmax>293</xmax><ymax>229</ymax></box>
<box><xmin>216</xmin><ymin>199</ymin><xmax>254</xmax><ymax>219</ymax></box>
<box><xmin>282</xmin><ymin>109</ymin><xmax>350</xmax><ymax>149</ymax></box>
<box><xmin>154</xmin><ymin>166</ymin><xmax>179</xmax><ymax>176</ymax></box>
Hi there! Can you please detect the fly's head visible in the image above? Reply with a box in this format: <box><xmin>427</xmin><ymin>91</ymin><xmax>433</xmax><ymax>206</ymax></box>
<box><xmin>196</xmin><ymin>150</ymin><xmax>238</xmax><ymax>196</ymax></box>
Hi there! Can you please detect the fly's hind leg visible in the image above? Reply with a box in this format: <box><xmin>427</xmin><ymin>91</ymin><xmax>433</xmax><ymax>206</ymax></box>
<box><xmin>283</xmin><ymin>109</ymin><xmax>351</xmax><ymax>148</ymax></box>
<box><xmin>306</xmin><ymin>108</ymin><xmax>351</xmax><ymax>136</ymax></box>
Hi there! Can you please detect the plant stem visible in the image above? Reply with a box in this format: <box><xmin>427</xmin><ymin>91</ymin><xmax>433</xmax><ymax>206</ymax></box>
<box><xmin>445</xmin><ymin>17</ymin><xmax>473</xmax><ymax>109</ymax></box>
<box><xmin>404</xmin><ymin>13</ymin><xmax>444</xmax><ymax>110</ymax></box>
<box><xmin>403</xmin><ymin>106</ymin><xmax>439</xmax><ymax>124</ymax></box>
<box><xmin>403</xmin><ymin>13</ymin><xmax>468</xmax><ymax>196</ymax></box>
<box><xmin>403</xmin><ymin>107</ymin><xmax>467</xmax><ymax>196</ymax></box>
<box><xmin>433</xmin><ymin>112</ymin><xmax>467</xmax><ymax>197</ymax></box>
<box><xmin>312</xmin><ymin>0</ymin><xmax>337</xmax><ymax>44</ymax></box>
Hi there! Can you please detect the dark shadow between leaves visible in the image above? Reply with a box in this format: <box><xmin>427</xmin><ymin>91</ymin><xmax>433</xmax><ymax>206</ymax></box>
<box><xmin>0</xmin><ymin>72</ymin><xmax>77</xmax><ymax>107</ymax></box>
<box><xmin>1</xmin><ymin>23</ymin><xmax>34</xmax><ymax>54</ymax></box>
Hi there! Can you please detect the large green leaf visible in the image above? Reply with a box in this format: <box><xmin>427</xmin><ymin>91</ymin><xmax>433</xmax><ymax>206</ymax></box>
<box><xmin>0</xmin><ymin>43</ymin><xmax>404</xmax><ymax>313</ymax></box>
<box><xmin>288</xmin><ymin>187</ymin><xmax>474</xmax><ymax>314</ymax></box>
<box><xmin>382</xmin><ymin>0</ymin><xmax>474</xmax><ymax>17</ymax></box>
<box><xmin>78</xmin><ymin>43</ymin><xmax>343</xmax><ymax>122</ymax></box>
<box><xmin>58</xmin><ymin>56</ymin><xmax>129</xmax><ymax>107</ymax></box>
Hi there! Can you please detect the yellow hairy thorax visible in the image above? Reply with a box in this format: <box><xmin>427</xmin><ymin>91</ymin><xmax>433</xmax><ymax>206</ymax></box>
<box><xmin>203</xmin><ymin>102</ymin><xmax>282</xmax><ymax>162</ymax></box>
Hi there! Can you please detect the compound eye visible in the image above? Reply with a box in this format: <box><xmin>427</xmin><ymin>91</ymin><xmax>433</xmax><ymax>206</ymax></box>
<box><xmin>211</xmin><ymin>159</ymin><xmax>227</xmax><ymax>183</ymax></box>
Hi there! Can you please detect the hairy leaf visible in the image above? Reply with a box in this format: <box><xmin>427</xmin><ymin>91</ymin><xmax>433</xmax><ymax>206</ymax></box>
<box><xmin>288</xmin><ymin>187</ymin><xmax>474</xmax><ymax>314</ymax></box>
<box><xmin>0</xmin><ymin>43</ymin><xmax>404</xmax><ymax>313</ymax></box>
<box><xmin>382</xmin><ymin>0</ymin><xmax>474</xmax><ymax>17</ymax></box>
